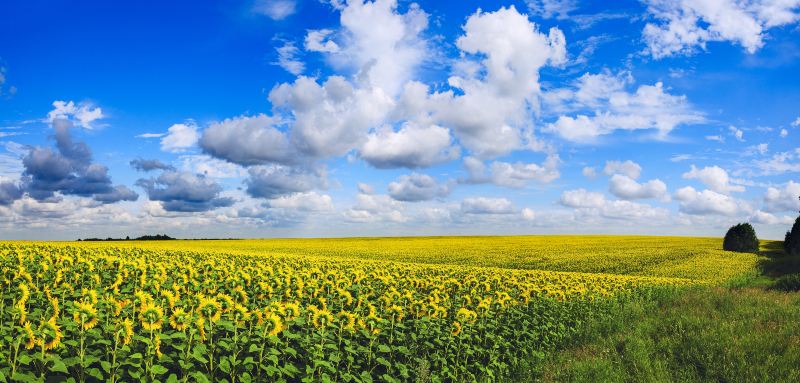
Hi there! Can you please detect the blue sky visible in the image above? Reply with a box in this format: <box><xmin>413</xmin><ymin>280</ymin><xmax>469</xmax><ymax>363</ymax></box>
<box><xmin>0</xmin><ymin>0</ymin><xmax>798</xmax><ymax>240</ymax></box>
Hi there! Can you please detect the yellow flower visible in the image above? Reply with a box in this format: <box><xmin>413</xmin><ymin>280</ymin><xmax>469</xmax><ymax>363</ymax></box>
<box><xmin>121</xmin><ymin>318</ymin><xmax>134</xmax><ymax>345</ymax></box>
<box><xmin>451</xmin><ymin>321</ymin><xmax>462</xmax><ymax>337</ymax></box>
<box><xmin>387</xmin><ymin>305</ymin><xmax>404</xmax><ymax>322</ymax></box>
<box><xmin>197</xmin><ymin>296</ymin><xmax>222</xmax><ymax>323</ymax></box>
<box><xmin>337</xmin><ymin>311</ymin><xmax>356</xmax><ymax>332</ymax></box>
<box><xmin>456</xmin><ymin>308</ymin><xmax>477</xmax><ymax>324</ymax></box>
<box><xmin>139</xmin><ymin>303</ymin><xmax>164</xmax><ymax>331</ymax></box>
<box><xmin>279</xmin><ymin>301</ymin><xmax>300</xmax><ymax>321</ymax></box>
<box><xmin>39</xmin><ymin>317</ymin><xmax>62</xmax><ymax>351</ymax></box>
<box><xmin>23</xmin><ymin>321</ymin><xmax>36</xmax><ymax>350</ymax></box>
<box><xmin>169</xmin><ymin>308</ymin><xmax>191</xmax><ymax>331</ymax></box>
<box><xmin>73</xmin><ymin>301</ymin><xmax>99</xmax><ymax>330</ymax></box>
<box><xmin>312</xmin><ymin>308</ymin><xmax>334</xmax><ymax>329</ymax></box>
<box><xmin>262</xmin><ymin>312</ymin><xmax>283</xmax><ymax>338</ymax></box>
<box><xmin>196</xmin><ymin>317</ymin><xmax>207</xmax><ymax>341</ymax></box>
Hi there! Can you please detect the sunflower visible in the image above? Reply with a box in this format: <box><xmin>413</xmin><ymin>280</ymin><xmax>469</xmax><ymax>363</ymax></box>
<box><xmin>23</xmin><ymin>321</ymin><xmax>36</xmax><ymax>350</ymax></box>
<box><xmin>312</xmin><ymin>308</ymin><xmax>334</xmax><ymax>329</ymax></box>
<box><xmin>38</xmin><ymin>317</ymin><xmax>62</xmax><ymax>351</ymax></box>
<box><xmin>195</xmin><ymin>317</ymin><xmax>207</xmax><ymax>341</ymax></box>
<box><xmin>231</xmin><ymin>303</ymin><xmax>250</xmax><ymax>325</ymax></box>
<box><xmin>139</xmin><ymin>303</ymin><xmax>164</xmax><ymax>331</ymax></box>
<box><xmin>262</xmin><ymin>312</ymin><xmax>283</xmax><ymax>338</ymax></box>
<box><xmin>337</xmin><ymin>311</ymin><xmax>356</xmax><ymax>332</ymax></box>
<box><xmin>279</xmin><ymin>301</ymin><xmax>300</xmax><ymax>321</ymax></box>
<box><xmin>196</xmin><ymin>296</ymin><xmax>222</xmax><ymax>323</ymax></box>
<box><xmin>121</xmin><ymin>318</ymin><xmax>134</xmax><ymax>345</ymax></box>
<box><xmin>73</xmin><ymin>301</ymin><xmax>99</xmax><ymax>330</ymax></box>
<box><xmin>169</xmin><ymin>308</ymin><xmax>191</xmax><ymax>331</ymax></box>
<box><xmin>456</xmin><ymin>307</ymin><xmax>478</xmax><ymax>324</ymax></box>
<box><xmin>387</xmin><ymin>305</ymin><xmax>404</xmax><ymax>322</ymax></box>
<box><xmin>451</xmin><ymin>321</ymin><xmax>462</xmax><ymax>337</ymax></box>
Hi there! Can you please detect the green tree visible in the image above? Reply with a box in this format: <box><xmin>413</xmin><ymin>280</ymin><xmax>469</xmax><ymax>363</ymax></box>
<box><xmin>723</xmin><ymin>223</ymin><xmax>759</xmax><ymax>253</ymax></box>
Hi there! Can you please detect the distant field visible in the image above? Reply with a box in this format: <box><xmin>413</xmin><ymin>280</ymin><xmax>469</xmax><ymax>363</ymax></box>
<box><xmin>77</xmin><ymin>235</ymin><xmax>763</xmax><ymax>283</ymax></box>
<box><xmin>0</xmin><ymin>236</ymin><xmax>770</xmax><ymax>382</ymax></box>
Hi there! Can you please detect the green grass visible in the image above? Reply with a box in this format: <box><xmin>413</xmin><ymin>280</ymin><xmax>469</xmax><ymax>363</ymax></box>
<box><xmin>522</xmin><ymin>242</ymin><xmax>800</xmax><ymax>383</ymax></box>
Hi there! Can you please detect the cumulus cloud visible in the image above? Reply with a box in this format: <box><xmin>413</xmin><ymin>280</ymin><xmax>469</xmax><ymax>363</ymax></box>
<box><xmin>253</xmin><ymin>0</ymin><xmax>296</xmax><ymax>20</ymax></box>
<box><xmin>762</xmin><ymin>181</ymin><xmax>800</xmax><ymax>213</ymax></box>
<box><xmin>751</xmin><ymin>210</ymin><xmax>795</xmax><ymax>225</ymax></box>
<box><xmin>199</xmin><ymin>114</ymin><xmax>294</xmax><ymax>166</ymax></box>
<box><xmin>20</xmin><ymin>119</ymin><xmax>138</xmax><ymax>204</ymax></box>
<box><xmin>360</xmin><ymin>123</ymin><xmax>459</xmax><ymax>168</ymax></box>
<box><xmin>462</xmin><ymin>154</ymin><xmax>560</xmax><ymax>188</ymax></box>
<box><xmin>47</xmin><ymin>100</ymin><xmax>104</xmax><ymax>129</ymax></box>
<box><xmin>674</xmin><ymin>186</ymin><xmax>749</xmax><ymax>216</ymax></box>
<box><xmin>603</xmin><ymin>160</ymin><xmax>642</xmax><ymax>179</ymax></box>
<box><xmin>460</xmin><ymin>197</ymin><xmax>516</xmax><ymax>214</ymax></box>
<box><xmin>0</xmin><ymin>181</ymin><xmax>23</xmax><ymax>206</ymax></box>
<box><xmin>437</xmin><ymin>6</ymin><xmax>566</xmax><ymax>157</ymax></box>
<box><xmin>387</xmin><ymin>173</ymin><xmax>450</xmax><ymax>202</ymax></box>
<box><xmin>682</xmin><ymin>165</ymin><xmax>744</xmax><ymax>194</ymax></box>
<box><xmin>729</xmin><ymin>125</ymin><xmax>744</xmax><ymax>141</ymax></box>
<box><xmin>245</xmin><ymin>165</ymin><xmax>326</xmax><ymax>199</ymax></box>
<box><xmin>780</xmin><ymin>128</ymin><xmax>789</xmax><ymax>138</ymax></box>
<box><xmin>559</xmin><ymin>188</ymin><xmax>606</xmax><ymax>208</ymax></box>
<box><xmin>304</xmin><ymin>29</ymin><xmax>340</xmax><ymax>53</ymax></box>
<box><xmin>161</xmin><ymin>122</ymin><xmax>200</xmax><ymax>153</ymax></box>
<box><xmin>136</xmin><ymin>171</ymin><xmax>233</xmax><ymax>212</ymax></box>
<box><xmin>269</xmin><ymin>76</ymin><xmax>394</xmax><ymax>158</ymax></box>
<box><xmin>266</xmin><ymin>191</ymin><xmax>334</xmax><ymax>211</ymax></box>
<box><xmin>130</xmin><ymin>158</ymin><xmax>175</xmax><ymax>172</ymax></box>
<box><xmin>582</xmin><ymin>166</ymin><xmax>597</xmax><ymax>178</ymax></box>
<box><xmin>544</xmin><ymin>72</ymin><xmax>704</xmax><ymax>142</ymax></box>
<box><xmin>608</xmin><ymin>174</ymin><xmax>668</xmax><ymax>201</ymax></box>
<box><xmin>178</xmin><ymin>155</ymin><xmax>247</xmax><ymax>179</ymax></box>
<box><xmin>642</xmin><ymin>0</ymin><xmax>800</xmax><ymax>58</ymax></box>
<box><xmin>343</xmin><ymin>191</ymin><xmax>407</xmax><ymax>223</ymax></box>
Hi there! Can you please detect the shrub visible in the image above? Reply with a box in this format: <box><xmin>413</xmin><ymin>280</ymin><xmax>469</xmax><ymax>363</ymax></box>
<box><xmin>784</xmin><ymin>216</ymin><xmax>800</xmax><ymax>256</ymax></box>
<box><xmin>723</xmin><ymin>223</ymin><xmax>759</xmax><ymax>253</ymax></box>
<box><xmin>772</xmin><ymin>273</ymin><xmax>800</xmax><ymax>292</ymax></box>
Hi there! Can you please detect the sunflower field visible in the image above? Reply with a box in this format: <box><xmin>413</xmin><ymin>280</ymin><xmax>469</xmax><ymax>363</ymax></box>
<box><xmin>0</xmin><ymin>237</ymin><xmax>757</xmax><ymax>382</ymax></box>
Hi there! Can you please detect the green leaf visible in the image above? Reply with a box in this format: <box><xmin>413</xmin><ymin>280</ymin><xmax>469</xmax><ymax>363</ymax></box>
<box><xmin>377</xmin><ymin>344</ymin><xmax>391</xmax><ymax>353</ymax></box>
<box><xmin>192</xmin><ymin>372</ymin><xmax>210</xmax><ymax>383</ymax></box>
<box><xmin>165</xmin><ymin>374</ymin><xmax>178</xmax><ymax>383</ymax></box>
<box><xmin>50</xmin><ymin>359</ymin><xmax>69</xmax><ymax>374</ymax></box>
<box><xmin>100</xmin><ymin>360</ymin><xmax>112</xmax><ymax>373</ymax></box>
<box><xmin>151</xmin><ymin>365</ymin><xmax>169</xmax><ymax>375</ymax></box>
<box><xmin>219</xmin><ymin>358</ymin><xmax>231</xmax><ymax>374</ymax></box>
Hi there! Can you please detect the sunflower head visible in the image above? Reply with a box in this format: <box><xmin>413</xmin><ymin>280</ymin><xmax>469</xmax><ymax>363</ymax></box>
<box><xmin>312</xmin><ymin>309</ymin><xmax>334</xmax><ymax>330</ymax></box>
<box><xmin>169</xmin><ymin>308</ymin><xmax>191</xmax><ymax>331</ymax></box>
<box><xmin>262</xmin><ymin>312</ymin><xmax>283</xmax><ymax>338</ymax></box>
<box><xmin>23</xmin><ymin>321</ymin><xmax>36</xmax><ymax>350</ymax></box>
<box><xmin>197</xmin><ymin>296</ymin><xmax>222</xmax><ymax>323</ymax></box>
<box><xmin>72</xmin><ymin>301</ymin><xmax>99</xmax><ymax>330</ymax></box>
<box><xmin>139</xmin><ymin>303</ymin><xmax>164</xmax><ymax>332</ymax></box>
<box><xmin>337</xmin><ymin>311</ymin><xmax>356</xmax><ymax>332</ymax></box>
<box><xmin>451</xmin><ymin>321</ymin><xmax>462</xmax><ymax>337</ymax></box>
<box><xmin>39</xmin><ymin>317</ymin><xmax>62</xmax><ymax>351</ymax></box>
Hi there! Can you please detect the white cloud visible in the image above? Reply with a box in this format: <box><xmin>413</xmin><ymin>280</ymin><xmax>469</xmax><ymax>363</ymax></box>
<box><xmin>780</xmin><ymin>128</ymin><xmax>789</xmax><ymax>138</ymax></box>
<box><xmin>762</xmin><ymin>181</ymin><xmax>800</xmax><ymax>213</ymax></box>
<box><xmin>682</xmin><ymin>165</ymin><xmax>745</xmax><ymax>194</ymax></box>
<box><xmin>47</xmin><ymin>100</ymin><xmax>104</xmax><ymax>129</ymax></box>
<box><xmin>460</xmin><ymin>197</ymin><xmax>516</xmax><ymax>214</ymax></box>
<box><xmin>161</xmin><ymin>122</ymin><xmax>200</xmax><ymax>153</ymax></box>
<box><xmin>674</xmin><ymin>186</ymin><xmax>749</xmax><ymax>216</ymax></box>
<box><xmin>269</xmin><ymin>76</ymin><xmax>394</xmax><ymax>158</ymax></box>
<box><xmin>343</xmin><ymin>192</ymin><xmax>407</xmax><ymax>223</ymax></box>
<box><xmin>136</xmin><ymin>133</ymin><xmax>166</xmax><ymax>139</ymax></box>
<box><xmin>274</xmin><ymin>41</ymin><xmax>304</xmax><ymax>75</ymax></box>
<box><xmin>199</xmin><ymin>114</ymin><xmax>294</xmax><ymax>166</ymax></box>
<box><xmin>304</xmin><ymin>29</ymin><xmax>340</xmax><ymax>53</ymax></box>
<box><xmin>608</xmin><ymin>174</ymin><xmax>668</xmax><ymax>201</ymax></box>
<box><xmin>582</xmin><ymin>166</ymin><xmax>597</xmax><ymax>178</ymax></box>
<box><xmin>793</xmin><ymin>117</ymin><xmax>800</xmax><ymax>127</ymax></box>
<box><xmin>729</xmin><ymin>125</ymin><xmax>744</xmax><ymax>141</ymax></box>
<box><xmin>642</xmin><ymin>0</ymin><xmax>800</xmax><ymax>58</ymax></box>
<box><xmin>438</xmin><ymin>6</ymin><xmax>566</xmax><ymax>157</ymax></box>
<box><xmin>751</xmin><ymin>210</ymin><xmax>795</xmax><ymax>225</ymax></box>
<box><xmin>387</xmin><ymin>173</ymin><xmax>450</xmax><ymax>202</ymax></box>
<box><xmin>267</xmin><ymin>191</ymin><xmax>333</xmax><ymax>211</ymax></box>
<box><xmin>463</xmin><ymin>154</ymin><xmax>560</xmax><ymax>188</ymax></box>
<box><xmin>526</xmin><ymin>0</ymin><xmax>578</xmax><ymax>19</ymax></box>
<box><xmin>705</xmin><ymin>134</ymin><xmax>724</xmax><ymax>142</ymax></box>
<box><xmin>544</xmin><ymin>72</ymin><xmax>704</xmax><ymax>142</ymax></box>
<box><xmin>753</xmin><ymin>148</ymin><xmax>800</xmax><ymax>175</ymax></box>
<box><xmin>360</xmin><ymin>123</ymin><xmax>459</xmax><ymax>168</ymax></box>
<box><xmin>178</xmin><ymin>154</ymin><xmax>247</xmax><ymax>179</ymax></box>
<box><xmin>603</xmin><ymin>160</ymin><xmax>642</xmax><ymax>179</ymax></box>
<box><xmin>253</xmin><ymin>0</ymin><xmax>296</xmax><ymax>20</ymax></box>
<box><xmin>559</xmin><ymin>189</ymin><xmax>606</xmax><ymax>208</ymax></box>
<box><xmin>521</xmin><ymin>207</ymin><xmax>536</xmax><ymax>220</ymax></box>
